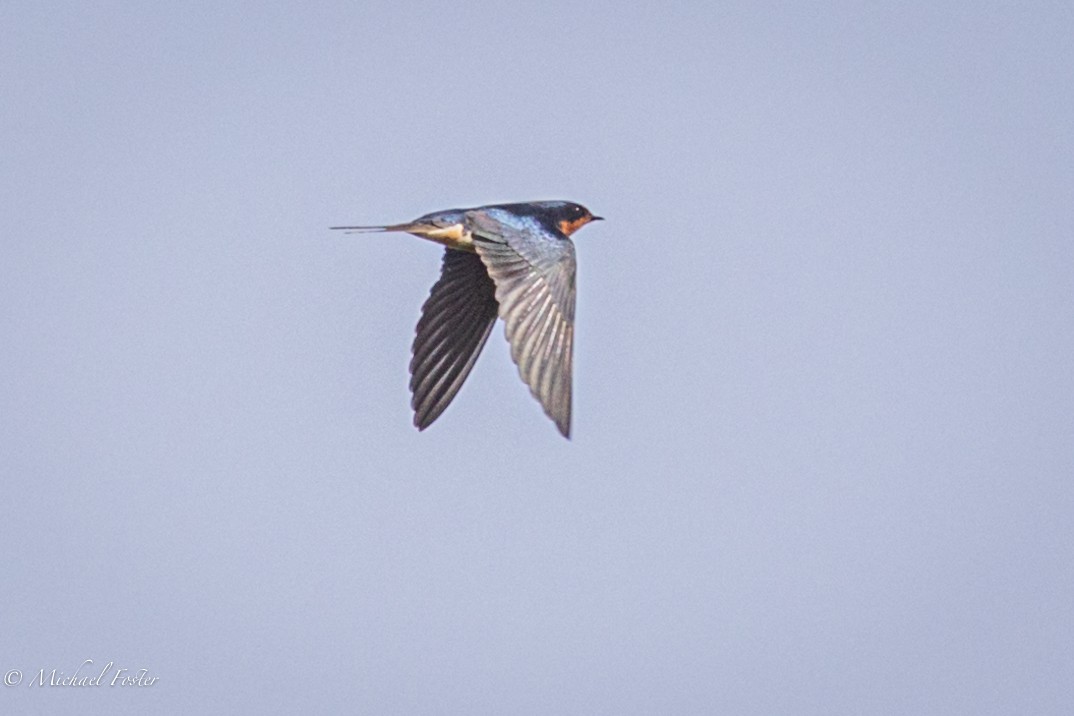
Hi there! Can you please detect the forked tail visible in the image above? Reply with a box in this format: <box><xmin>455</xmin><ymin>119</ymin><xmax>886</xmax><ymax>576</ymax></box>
<box><xmin>328</xmin><ymin>224</ymin><xmax>394</xmax><ymax>234</ymax></box>
<box><xmin>329</xmin><ymin>222</ymin><xmax>443</xmax><ymax>236</ymax></box>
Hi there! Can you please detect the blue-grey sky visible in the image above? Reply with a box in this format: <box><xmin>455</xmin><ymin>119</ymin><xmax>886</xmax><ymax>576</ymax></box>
<box><xmin>2</xmin><ymin>2</ymin><xmax>1072</xmax><ymax>714</ymax></box>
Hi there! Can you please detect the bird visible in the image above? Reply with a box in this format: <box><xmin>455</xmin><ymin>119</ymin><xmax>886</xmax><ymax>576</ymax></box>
<box><xmin>331</xmin><ymin>201</ymin><xmax>602</xmax><ymax>438</ymax></box>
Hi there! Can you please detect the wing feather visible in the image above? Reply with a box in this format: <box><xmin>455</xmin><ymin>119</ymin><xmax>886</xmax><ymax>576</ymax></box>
<box><xmin>468</xmin><ymin>210</ymin><xmax>577</xmax><ymax>438</ymax></box>
<box><xmin>409</xmin><ymin>249</ymin><xmax>498</xmax><ymax>430</ymax></box>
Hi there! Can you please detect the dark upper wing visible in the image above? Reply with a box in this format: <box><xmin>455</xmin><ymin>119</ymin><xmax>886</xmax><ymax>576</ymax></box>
<box><xmin>467</xmin><ymin>209</ymin><xmax>576</xmax><ymax>438</ymax></box>
<box><xmin>409</xmin><ymin>249</ymin><xmax>499</xmax><ymax>430</ymax></box>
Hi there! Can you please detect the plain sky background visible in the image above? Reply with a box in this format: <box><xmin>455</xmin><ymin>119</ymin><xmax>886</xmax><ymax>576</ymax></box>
<box><xmin>2</xmin><ymin>2</ymin><xmax>1072</xmax><ymax>714</ymax></box>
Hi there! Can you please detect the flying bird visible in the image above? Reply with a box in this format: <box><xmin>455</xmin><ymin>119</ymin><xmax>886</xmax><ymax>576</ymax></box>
<box><xmin>331</xmin><ymin>201</ymin><xmax>602</xmax><ymax>438</ymax></box>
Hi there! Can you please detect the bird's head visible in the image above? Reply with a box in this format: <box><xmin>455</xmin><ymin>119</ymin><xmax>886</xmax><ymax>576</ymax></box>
<box><xmin>547</xmin><ymin>202</ymin><xmax>603</xmax><ymax>236</ymax></box>
<box><xmin>503</xmin><ymin>201</ymin><xmax>602</xmax><ymax>237</ymax></box>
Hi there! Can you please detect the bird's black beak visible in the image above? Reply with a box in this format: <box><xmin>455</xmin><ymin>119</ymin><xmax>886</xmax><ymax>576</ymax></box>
<box><xmin>591</xmin><ymin>216</ymin><xmax>604</xmax><ymax>221</ymax></box>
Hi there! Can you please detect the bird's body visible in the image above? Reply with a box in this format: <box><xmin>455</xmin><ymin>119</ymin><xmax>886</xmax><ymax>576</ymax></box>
<box><xmin>331</xmin><ymin>201</ymin><xmax>602</xmax><ymax>438</ymax></box>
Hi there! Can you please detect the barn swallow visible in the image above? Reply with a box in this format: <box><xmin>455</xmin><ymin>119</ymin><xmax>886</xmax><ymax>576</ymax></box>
<box><xmin>331</xmin><ymin>201</ymin><xmax>602</xmax><ymax>438</ymax></box>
